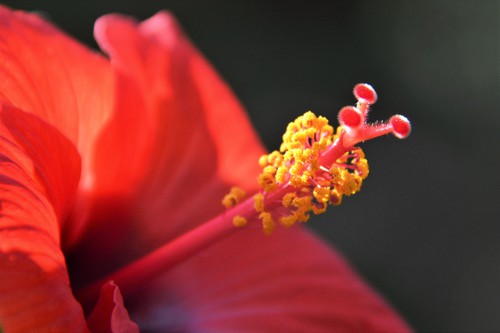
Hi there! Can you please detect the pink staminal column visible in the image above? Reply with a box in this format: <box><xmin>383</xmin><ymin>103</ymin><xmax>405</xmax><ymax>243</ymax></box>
<box><xmin>76</xmin><ymin>83</ymin><xmax>411</xmax><ymax>310</ymax></box>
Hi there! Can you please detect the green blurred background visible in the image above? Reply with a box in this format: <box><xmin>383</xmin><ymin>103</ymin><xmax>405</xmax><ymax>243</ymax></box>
<box><xmin>3</xmin><ymin>1</ymin><xmax>498</xmax><ymax>331</ymax></box>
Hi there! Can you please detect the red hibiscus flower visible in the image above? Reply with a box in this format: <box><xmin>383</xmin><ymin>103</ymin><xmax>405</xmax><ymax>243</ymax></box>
<box><xmin>0</xmin><ymin>5</ymin><xmax>412</xmax><ymax>333</ymax></box>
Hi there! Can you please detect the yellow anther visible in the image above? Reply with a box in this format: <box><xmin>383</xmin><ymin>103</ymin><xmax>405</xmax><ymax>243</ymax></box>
<box><xmin>275</xmin><ymin>166</ymin><xmax>289</xmax><ymax>183</ymax></box>
<box><xmin>267</xmin><ymin>150</ymin><xmax>283</xmax><ymax>166</ymax></box>
<box><xmin>258</xmin><ymin>173</ymin><xmax>277</xmax><ymax>192</ymax></box>
<box><xmin>330</xmin><ymin>167</ymin><xmax>342</xmax><ymax>183</ymax></box>
<box><xmin>313</xmin><ymin>186</ymin><xmax>331</xmax><ymax>203</ymax></box>
<box><xmin>253</xmin><ymin>193</ymin><xmax>265</xmax><ymax>213</ymax></box>
<box><xmin>282</xmin><ymin>192</ymin><xmax>297</xmax><ymax>208</ymax></box>
<box><xmin>321</xmin><ymin>122</ymin><xmax>333</xmax><ymax>133</ymax></box>
<box><xmin>358</xmin><ymin>158</ymin><xmax>369</xmax><ymax>178</ymax></box>
<box><xmin>293</xmin><ymin>194</ymin><xmax>312</xmax><ymax>208</ymax></box>
<box><xmin>251</xmin><ymin>111</ymin><xmax>370</xmax><ymax>234</ymax></box>
<box><xmin>263</xmin><ymin>165</ymin><xmax>276</xmax><ymax>175</ymax></box>
<box><xmin>280</xmin><ymin>214</ymin><xmax>297</xmax><ymax>228</ymax></box>
<box><xmin>295</xmin><ymin>210</ymin><xmax>311</xmax><ymax>223</ymax></box>
<box><xmin>223</xmin><ymin>79</ymin><xmax>413</xmax><ymax>235</ymax></box>
<box><xmin>312</xmin><ymin>202</ymin><xmax>327</xmax><ymax>215</ymax></box>
<box><xmin>232</xmin><ymin>216</ymin><xmax>248</xmax><ymax>227</ymax></box>
<box><xmin>333</xmin><ymin>171</ymin><xmax>362</xmax><ymax>196</ymax></box>
<box><xmin>300</xmin><ymin>111</ymin><xmax>316</xmax><ymax>127</ymax></box>
<box><xmin>300</xmin><ymin>171</ymin><xmax>312</xmax><ymax>185</ymax></box>
<box><xmin>279</xmin><ymin>142</ymin><xmax>287</xmax><ymax>153</ymax></box>
<box><xmin>222</xmin><ymin>186</ymin><xmax>246</xmax><ymax>208</ymax></box>
<box><xmin>290</xmin><ymin>163</ymin><xmax>304</xmax><ymax>177</ymax></box>
<box><xmin>259</xmin><ymin>212</ymin><xmax>275</xmax><ymax>235</ymax></box>
<box><xmin>258</xmin><ymin>154</ymin><xmax>269</xmax><ymax>167</ymax></box>
<box><xmin>330</xmin><ymin>189</ymin><xmax>342</xmax><ymax>206</ymax></box>
<box><xmin>310</xmin><ymin>159</ymin><xmax>320</xmax><ymax>172</ymax></box>
<box><xmin>290</xmin><ymin>175</ymin><xmax>304</xmax><ymax>188</ymax></box>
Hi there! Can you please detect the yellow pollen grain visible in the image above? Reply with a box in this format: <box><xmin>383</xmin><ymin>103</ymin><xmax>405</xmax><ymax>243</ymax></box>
<box><xmin>258</xmin><ymin>154</ymin><xmax>269</xmax><ymax>167</ymax></box>
<box><xmin>330</xmin><ymin>189</ymin><xmax>343</xmax><ymax>206</ymax></box>
<box><xmin>296</xmin><ymin>211</ymin><xmax>311</xmax><ymax>223</ymax></box>
<box><xmin>267</xmin><ymin>150</ymin><xmax>283</xmax><ymax>165</ymax></box>
<box><xmin>253</xmin><ymin>193</ymin><xmax>265</xmax><ymax>213</ymax></box>
<box><xmin>258</xmin><ymin>173</ymin><xmax>277</xmax><ymax>192</ymax></box>
<box><xmin>222</xmin><ymin>186</ymin><xmax>246</xmax><ymax>208</ymax></box>
<box><xmin>341</xmin><ymin>173</ymin><xmax>360</xmax><ymax>196</ymax></box>
<box><xmin>290</xmin><ymin>163</ymin><xmax>303</xmax><ymax>177</ymax></box>
<box><xmin>232</xmin><ymin>216</ymin><xmax>248</xmax><ymax>228</ymax></box>
<box><xmin>280</xmin><ymin>214</ymin><xmax>297</xmax><ymax>228</ymax></box>
<box><xmin>276</xmin><ymin>166</ymin><xmax>289</xmax><ymax>183</ymax></box>
<box><xmin>313</xmin><ymin>186</ymin><xmax>331</xmax><ymax>203</ymax></box>
<box><xmin>282</xmin><ymin>192</ymin><xmax>296</xmax><ymax>208</ymax></box>
<box><xmin>263</xmin><ymin>165</ymin><xmax>276</xmax><ymax>175</ymax></box>
<box><xmin>312</xmin><ymin>202</ymin><xmax>327</xmax><ymax>215</ymax></box>
<box><xmin>259</xmin><ymin>212</ymin><xmax>275</xmax><ymax>235</ymax></box>
<box><xmin>358</xmin><ymin>159</ymin><xmax>369</xmax><ymax>178</ymax></box>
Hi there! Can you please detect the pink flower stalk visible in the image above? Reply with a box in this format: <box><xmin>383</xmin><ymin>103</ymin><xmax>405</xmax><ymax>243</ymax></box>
<box><xmin>0</xmin><ymin>5</ymin><xmax>412</xmax><ymax>333</ymax></box>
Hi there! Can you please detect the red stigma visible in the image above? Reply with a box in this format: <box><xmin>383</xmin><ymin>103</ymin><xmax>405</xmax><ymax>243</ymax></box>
<box><xmin>390</xmin><ymin>115</ymin><xmax>412</xmax><ymax>138</ymax></box>
<box><xmin>339</xmin><ymin>84</ymin><xmax>411</xmax><ymax>147</ymax></box>
<box><xmin>353</xmin><ymin>83</ymin><xmax>377</xmax><ymax>105</ymax></box>
<box><xmin>338</xmin><ymin>106</ymin><xmax>363</xmax><ymax>128</ymax></box>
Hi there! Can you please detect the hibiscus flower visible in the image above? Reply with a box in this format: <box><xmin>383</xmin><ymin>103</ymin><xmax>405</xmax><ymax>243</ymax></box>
<box><xmin>0</xmin><ymin>5</ymin><xmax>412</xmax><ymax>333</ymax></box>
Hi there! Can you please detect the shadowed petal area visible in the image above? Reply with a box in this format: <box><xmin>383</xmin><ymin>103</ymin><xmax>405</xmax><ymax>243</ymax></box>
<box><xmin>68</xmin><ymin>12</ymin><xmax>266</xmax><ymax>283</ymax></box>
<box><xmin>87</xmin><ymin>281</ymin><xmax>139</xmax><ymax>333</ymax></box>
<box><xmin>130</xmin><ymin>227</ymin><xmax>411</xmax><ymax>332</ymax></box>
<box><xmin>0</xmin><ymin>105</ymin><xmax>87</xmax><ymax>332</ymax></box>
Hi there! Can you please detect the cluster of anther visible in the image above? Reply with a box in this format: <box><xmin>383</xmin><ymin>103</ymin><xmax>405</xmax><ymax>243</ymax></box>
<box><xmin>254</xmin><ymin>111</ymin><xmax>370</xmax><ymax>234</ymax></box>
<box><xmin>224</xmin><ymin>84</ymin><xmax>411</xmax><ymax>234</ymax></box>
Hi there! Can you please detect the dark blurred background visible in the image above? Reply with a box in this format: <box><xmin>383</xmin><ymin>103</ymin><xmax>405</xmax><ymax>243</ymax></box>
<box><xmin>4</xmin><ymin>1</ymin><xmax>498</xmax><ymax>331</ymax></box>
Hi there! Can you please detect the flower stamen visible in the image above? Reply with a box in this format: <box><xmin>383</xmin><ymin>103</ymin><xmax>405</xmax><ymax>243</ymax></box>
<box><xmin>76</xmin><ymin>83</ymin><xmax>411</xmax><ymax>308</ymax></box>
<box><xmin>228</xmin><ymin>83</ymin><xmax>411</xmax><ymax>234</ymax></box>
<box><xmin>232</xmin><ymin>216</ymin><xmax>248</xmax><ymax>227</ymax></box>
<box><xmin>222</xmin><ymin>186</ymin><xmax>246</xmax><ymax>208</ymax></box>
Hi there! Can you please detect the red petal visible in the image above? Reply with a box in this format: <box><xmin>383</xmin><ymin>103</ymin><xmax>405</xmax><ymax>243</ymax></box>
<box><xmin>0</xmin><ymin>5</ymin><xmax>113</xmax><ymax>184</ymax></box>
<box><xmin>93</xmin><ymin>10</ymin><xmax>265</xmax><ymax>214</ymax></box>
<box><xmin>69</xmin><ymin>12</ymin><xmax>266</xmax><ymax>281</ymax></box>
<box><xmin>129</xmin><ymin>227</ymin><xmax>411</xmax><ymax>332</ymax></box>
<box><xmin>0</xmin><ymin>105</ymin><xmax>87</xmax><ymax>332</ymax></box>
<box><xmin>87</xmin><ymin>281</ymin><xmax>139</xmax><ymax>333</ymax></box>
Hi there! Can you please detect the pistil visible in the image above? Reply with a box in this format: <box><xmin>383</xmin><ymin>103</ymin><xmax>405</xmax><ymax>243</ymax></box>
<box><xmin>76</xmin><ymin>83</ymin><xmax>411</xmax><ymax>310</ymax></box>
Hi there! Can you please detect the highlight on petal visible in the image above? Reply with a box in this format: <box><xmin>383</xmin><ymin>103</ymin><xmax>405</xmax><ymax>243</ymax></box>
<box><xmin>128</xmin><ymin>227</ymin><xmax>411</xmax><ymax>332</ymax></box>
<box><xmin>68</xmin><ymin>11</ymin><xmax>266</xmax><ymax>282</ymax></box>
<box><xmin>92</xmin><ymin>10</ymin><xmax>265</xmax><ymax>203</ymax></box>
<box><xmin>0</xmin><ymin>105</ymin><xmax>87</xmax><ymax>332</ymax></box>
<box><xmin>87</xmin><ymin>281</ymin><xmax>139</xmax><ymax>333</ymax></box>
<box><xmin>0</xmin><ymin>5</ymin><xmax>114</xmax><ymax>185</ymax></box>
